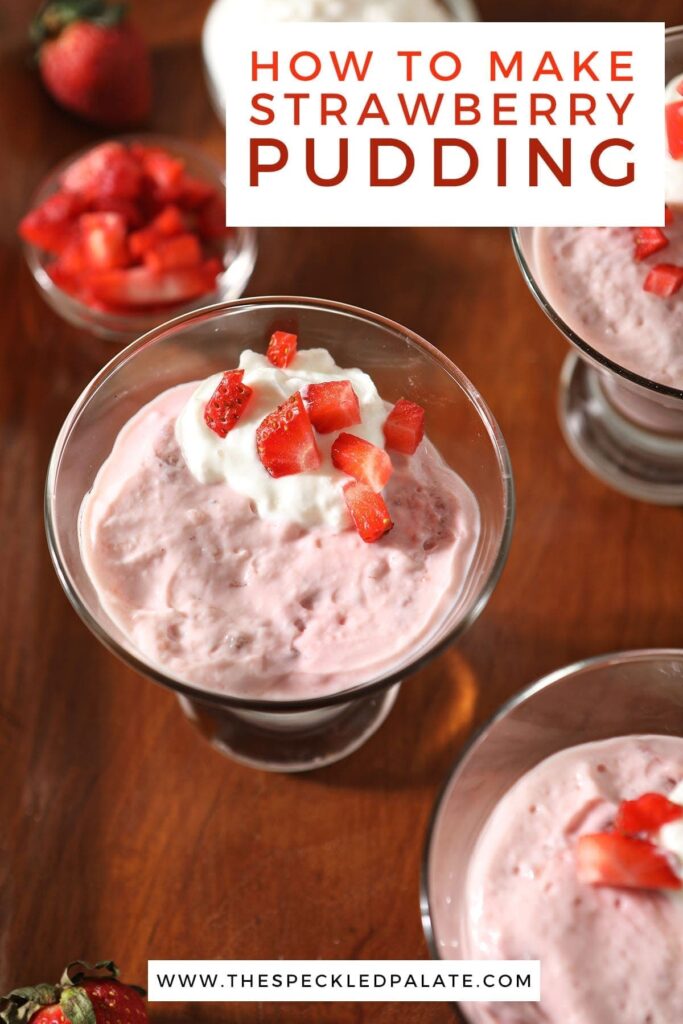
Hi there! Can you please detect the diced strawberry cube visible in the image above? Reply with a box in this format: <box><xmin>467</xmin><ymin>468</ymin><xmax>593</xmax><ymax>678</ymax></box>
<box><xmin>153</xmin><ymin>204</ymin><xmax>186</xmax><ymax>237</ymax></box>
<box><xmin>61</xmin><ymin>142</ymin><xmax>142</xmax><ymax>201</ymax></box>
<box><xmin>129</xmin><ymin>226</ymin><xmax>156</xmax><ymax>257</ymax></box>
<box><xmin>383</xmin><ymin>398</ymin><xmax>426</xmax><ymax>455</ymax></box>
<box><xmin>89</xmin><ymin>262</ymin><xmax>218</xmax><ymax>309</ymax></box>
<box><xmin>139</xmin><ymin>147</ymin><xmax>186</xmax><ymax>202</ymax></box>
<box><xmin>89</xmin><ymin>196</ymin><xmax>143</xmax><ymax>228</ymax></box>
<box><xmin>19</xmin><ymin>190</ymin><xmax>84</xmax><ymax>253</ymax></box>
<box><xmin>267</xmin><ymin>331</ymin><xmax>298</xmax><ymax>368</ymax></box>
<box><xmin>616</xmin><ymin>793</ymin><xmax>683</xmax><ymax>837</ymax></box>
<box><xmin>204</xmin><ymin>369</ymin><xmax>253</xmax><ymax>438</ymax></box>
<box><xmin>197</xmin><ymin>195</ymin><xmax>229</xmax><ymax>240</ymax></box>
<box><xmin>305</xmin><ymin>381</ymin><xmax>361</xmax><ymax>434</ymax></box>
<box><xmin>633</xmin><ymin>226</ymin><xmax>669</xmax><ymax>262</ymax></box>
<box><xmin>643</xmin><ymin>263</ymin><xmax>683</xmax><ymax>298</ymax></box>
<box><xmin>576</xmin><ymin>833</ymin><xmax>682</xmax><ymax>891</ymax></box>
<box><xmin>178</xmin><ymin>173</ymin><xmax>217</xmax><ymax>209</ymax></box>
<box><xmin>256</xmin><ymin>392</ymin><xmax>321</xmax><ymax>478</ymax></box>
<box><xmin>55</xmin><ymin>239</ymin><xmax>88</xmax><ymax>277</ymax></box>
<box><xmin>666</xmin><ymin>100</ymin><xmax>683</xmax><ymax>160</ymax></box>
<box><xmin>144</xmin><ymin>233</ymin><xmax>202</xmax><ymax>272</ymax></box>
<box><xmin>331</xmin><ymin>433</ymin><xmax>393</xmax><ymax>492</ymax></box>
<box><xmin>47</xmin><ymin>262</ymin><xmax>83</xmax><ymax>300</ymax></box>
<box><xmin>343</xmin><ymin>481</ymin><xmax>393</xmax><ymax>543</ymax></box>
<box><xmin>80</xmin><ymin>212</ymin><xmax>130</xmax><ymax>270</ymax></box>
<box><xmin>129</xmin><ymin>206</ymin><xmax>189</xmax><ymax>257</ymax></box>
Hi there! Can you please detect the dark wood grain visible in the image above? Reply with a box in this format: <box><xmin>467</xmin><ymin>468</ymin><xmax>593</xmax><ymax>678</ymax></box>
<box><xmin>2</xmin><ymin>2</ymin><xmax>683</xmax><ymax>1022</ymax></box>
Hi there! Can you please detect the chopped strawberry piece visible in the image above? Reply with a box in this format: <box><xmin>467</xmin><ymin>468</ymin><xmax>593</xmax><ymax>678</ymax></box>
<box><xmin>89</xmin><ymin>195</ymin><xmax>143</xmax><ymax>228</ymax></box>
<box><xmin>137</xmin><ymin>147</ymin><xmax>185</xmax><ymax>202</ymax></box>
<box><xmin>153</xmin><ymin>204</ymin><xmax>186</xmax><ymax>236</ymax></box>
<box><xmin>343</xmin><ymin>481</ymin><xmax>393</xmax><ymax>543</ymax></box>
<box><xmin>19</xmin><ymin>190</ymin><xmax>83</xmax><ymax>253</ymax></box>
<box><xmin>144</xmin><ymin>233</ymin><xmax>202</xmax><ymax>272</ymax></box>
<box><xmin>678</xmin><ymin>80</ymin><xmax>683</xmax><ymax>97</ymax></box>
<box><xmin>634</xmin><ymin>226</ymin><xmax>669</xmax><ymax>262</ymax></box>
<box><xmin>61</xmin><ymin>141</ymin><xmax>142</xmax><ymax>201</ymax></box>
<box><xmin>331</xmin><ymin>433</ymin><xmax>393</xmax><ymax>492</ymax></box>
<box><xmin>665</xmin><ymin>205</ymin><xmax>674</xmax><ymax>227</ymax></box>
<box><xmin>197</xmin><ymin>194</ymin><xmax>229</xmax><ymax>240</ymax></box>
<box><xmin>129</xmin><ymin>206</ymin><xmax>188</xmax><ymax>257</ymax></box>
<box><xmin>256</xmin><ymin>392</ymin><xmax>321</xmax><ymax>478</ymax></box>
<box><xmin>89</xmin><ymin>262</ymin><xmax>219</xmax><ymax>309</ymax></box>
<box><xmin>383</xmin><ymin>398</ymin><xmax>426</xmax><ymax>455</ymax></box>
<box><xmin>616</xmin><ymin>793</ymin><xmax>683</xmax><ymax>837</ymax></box>
<box><xmin>267</xmin><ymin>331</ymin><xmax>298</xmax><ymax>368</ymax></box>
<box><xmin>80</xmin><ymin>212</ymin><xmax>130</xmax><ymax>270</ymax></box>
<box><xmin>204</xmin><ymin>370</ymin><xmax>253</xmax><ymax>438</ymax></box>
<box><xmin>576</xmin><ymin>833</ymin><xmax>682</xmax><ymax>891</ymax></box>
<box><xmin>643</xmin><ymin>263</ymin><xmax>683</xmax><ymax>298</ymax></box>
<box><xmin>55</xmin><ymin>238</ymin><xmax>88</xmax><ymax>277</ymax></box>
<box><xmin>666</xmin><ymin>101</ymin><xmax>683</xmax><ymax>160</ymax></box>
<box><xmin>178</xmin><ymin>173</ymin><xmax>217</xmax><ymax>209</ymax></box>
<box><xmin>305</xmin><ymin>381</ymin><xmax>361</xmax><ymax>434</ymax></box>
<box><xmin>21</xmin><ymin>139</ymin><xmax>227</xmax><ymax>315</ymax></box>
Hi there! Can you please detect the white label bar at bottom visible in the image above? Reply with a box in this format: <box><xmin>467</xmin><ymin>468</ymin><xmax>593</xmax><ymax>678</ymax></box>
<box><xmin>148</xmin><ymin>960</ymin><xmax>540</xmax><ymax>1003</ymax></box>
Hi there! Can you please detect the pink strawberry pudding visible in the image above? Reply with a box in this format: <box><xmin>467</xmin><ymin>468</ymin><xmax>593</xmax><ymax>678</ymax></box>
<box><xmin>79</xmin><ymin>333</ymin><xmax>480</xmax><ymax>699</ymax></box>
<box><xmin>532</xmin><ymin>74</ymin><xmax>683</xmax><ymax>392</ymax></box>
<box><xmin>461</xmin><ymin>735</ymin><xmax>683</xmax><ymax>1024</ymax></box>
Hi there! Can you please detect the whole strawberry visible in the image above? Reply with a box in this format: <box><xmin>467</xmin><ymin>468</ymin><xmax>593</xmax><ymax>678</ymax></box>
<box><xmin>0</xmin><ymin>962</ymin><xmax>147</xmax><ymax>1024</ymax></box>
<box><xmin>32</xmin><ymin>1</ymin><xmax>152</xmax><ymax>127</ymax></box>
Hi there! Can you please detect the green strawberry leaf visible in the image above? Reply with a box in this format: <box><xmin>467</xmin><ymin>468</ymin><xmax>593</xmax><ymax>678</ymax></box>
<box><xmin>60</xmin><ymin>964</ymin><xmax>119</xmax><ymax>988</ymax></box>
<box><xmin>31</xmin><ymin>2</ymin><xmax>127</xmax><ymax>46</ymax></box>
<box><xmin>0</xmin><ymin>984</ymin><xmax>59</xmax><ymax>1024</ymax></box>
<box><xmin>59</xmin><ymin>988</ymin><xmax>96</xmax><ymax>1024</ymax></box>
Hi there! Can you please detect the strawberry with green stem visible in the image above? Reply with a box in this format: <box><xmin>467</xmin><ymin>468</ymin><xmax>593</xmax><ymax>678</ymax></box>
<box><xmin>32</xmin><ymin>1</ymin><xmax>152</xmax><ymax>128</ymax></box>
<box><xmin>1</xmin><ymin>962</ymin><xmax>146</xmax><ymax>1024</ymax></box>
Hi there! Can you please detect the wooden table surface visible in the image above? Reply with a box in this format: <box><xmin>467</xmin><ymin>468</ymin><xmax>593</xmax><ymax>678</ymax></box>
<box><xmin>2</xmin><ymin>1</ymin><xmax>683</xmax><ymax>1021</ymax></box>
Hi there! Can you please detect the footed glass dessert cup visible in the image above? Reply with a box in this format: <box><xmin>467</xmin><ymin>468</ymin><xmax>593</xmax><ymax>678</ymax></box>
<box><xmin>512</xmin><ymin>26</ymin><xmax>683</xmax><ymax>505</ymax></box>
<box><xmin>46</xmin><ymin>297</ymin><xmax>513</xmax><ymax>773</ymax></box>
<box><xmin>421</xmin><ymin>648</ymin><xmax>683</xmax><ymax>1022</ymax></box>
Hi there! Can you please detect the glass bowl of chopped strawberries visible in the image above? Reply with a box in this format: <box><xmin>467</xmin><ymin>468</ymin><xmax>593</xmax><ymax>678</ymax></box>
<box><xmin>511</xmin><ymin>26</ymin><xmax>683</xmax><ymax>505</ymax></box>
<box><xmin>422</xmin><ymin>648</ymin><xmax>683</xmax><ymax>1023</ymax></box>
<box><xmin>46</xmin><ymin>296</ymin><xmax>514</xmax><ymax>772</ymax></box>
<box><xmin>20</xmin><ymin>135</ymin><xmax>257</xmax><ymax>342</ymax></box>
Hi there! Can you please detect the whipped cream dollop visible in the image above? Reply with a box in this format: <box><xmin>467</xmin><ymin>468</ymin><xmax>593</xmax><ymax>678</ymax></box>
<box><xmin>666</xmin><ymin>73</ymin><xmax>683</xmax><ymax>210</ymax></box>
<box><xmin>658</xmin><ymin>780</ymin><xmax>683</xmax><ymax>875</ymax></box>
<box><xmin>176</xmin><ymin>348</ymin><xmax>389</xmax><ymax>531</ymax></box>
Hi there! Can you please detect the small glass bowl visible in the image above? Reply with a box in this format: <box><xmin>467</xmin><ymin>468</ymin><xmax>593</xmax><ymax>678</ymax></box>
<box><xmin>421</xmin><ymin>648</ymin><xmax>683</xmax><ymax>1022</ymax></box>
<box><xmin>511</xmin><ymin>26</ymin><xmax>683</xmax><ymax>506</ymax></box>
<box><xmin>22</xmin><ymin>134</ymin><xmax>257</xmax><ymax>344</ymax></box>
<box><xmin>45</xmin><ymin>296</ymin><xmax>513</xmax><ymax>773</ymax></box>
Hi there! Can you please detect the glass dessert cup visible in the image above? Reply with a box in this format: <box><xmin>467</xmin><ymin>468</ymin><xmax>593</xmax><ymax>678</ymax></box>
<box><xmin>45</xmin><ymin>296</ymin><xmax>513</xmax><ymax>773</ymax></box>
<box><xmin>511</xmin><ymin>26</ymin><xmax>683</xmax><ymax>505</ymax></box>
<box><xmin>23</xmin><ymin>135</ymin><xmax>257</xmax><ymax>344</ymax></box>
<box><xmin>421</xmin><ymin>648</ymin><xmax>683</xmax><ymax>1022</ymax></box>
<box><xmin>202</xmin><ymin>0</ymin><xmax>479</xmax><ymax>123</ymax></box>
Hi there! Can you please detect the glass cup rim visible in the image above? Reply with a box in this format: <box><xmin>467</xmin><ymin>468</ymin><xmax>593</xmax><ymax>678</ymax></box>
<box><xmin>22</xmin><ymin>132</ymin><xmax>257</xmax><ymax>336</ymax></box>
<box><xmin>511</xmin><ymin>24</ymin><xmax>683</xmax><ymax>404</ymax></box>
<box><xmin>509</xmin><ymin>227</ymin><xmax>683</xmax><ymax>403</ymax></box>
<box><xmin>45</xmin><ymin>294</ymin><xmax>515</xmax><ymax>714</ymax></box>
<box><xmin>420</xmin><ymin>645</ymin><xmax>683</xmax><ymax>1020</ymax></box>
